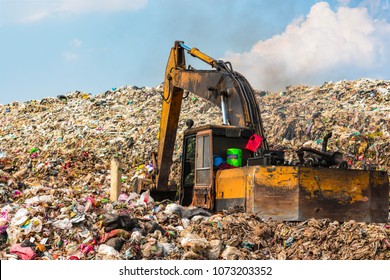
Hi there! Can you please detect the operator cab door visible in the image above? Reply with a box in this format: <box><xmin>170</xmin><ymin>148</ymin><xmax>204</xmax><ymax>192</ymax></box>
<box><xmin>192</xmin><ymin>130</ymin><xmax>214</xmax><ymax>210</ymax></box>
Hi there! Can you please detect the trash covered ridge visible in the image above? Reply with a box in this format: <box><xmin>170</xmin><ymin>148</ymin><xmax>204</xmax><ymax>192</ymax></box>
<box><xmin>0</xmin><ymin>79</ymin><xmax>389</xmax><ymax>260</ymax></box>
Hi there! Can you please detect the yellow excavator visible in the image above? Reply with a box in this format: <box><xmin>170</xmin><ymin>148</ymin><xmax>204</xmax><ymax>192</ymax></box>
<box><xmin>135</xmin><ymin>40</ymin><xmax>389</xmax><ymax>222</ymax></box>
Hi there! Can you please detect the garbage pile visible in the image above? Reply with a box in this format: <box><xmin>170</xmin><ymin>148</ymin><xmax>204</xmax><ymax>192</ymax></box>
<box><xmin>260</xmin><ymin>79</ymin><xmax>390</xmax><ymax>170</ymax></box>
<box><xmin>0</xmin><ymin>85</ymin><xmax>221</xmax><ymax>189</ymax></box>
<box><xmin>0</xmin><ymin>78</ymin><xmax>389</xmax><ymax>260</ymax></box>
<box><xmin>1</xmin><ymin>196</ymin><xmax>389</xmax><ymax>260</ymax></box>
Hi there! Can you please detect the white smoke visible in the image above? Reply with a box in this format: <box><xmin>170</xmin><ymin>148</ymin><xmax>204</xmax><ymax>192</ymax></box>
<box><xmin>224</xmin><ymin>2</ymin><xmax>390</xmax><ymax>91</ymax></box>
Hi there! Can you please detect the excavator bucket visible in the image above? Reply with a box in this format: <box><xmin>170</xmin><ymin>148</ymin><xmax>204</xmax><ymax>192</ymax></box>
<box><xmin>216</xmin><ymin>166</ymin><xmax>389</xmax><ymax>222</ymax></box>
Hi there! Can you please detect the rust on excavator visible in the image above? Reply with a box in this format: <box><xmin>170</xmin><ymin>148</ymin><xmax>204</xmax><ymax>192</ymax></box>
<box><xmin>216</xmin><ymin>166</ymin><xmax>389</xmax><ymax>222</ymax></box>
<box><xmin>298</xmin><ymin>168</ymin><xmax>389</xmax><ymax>222</ymax></box>
<box><xmin>155</xmin><ymin>42</ymin><xmax>185</xmax><ymax>192</ymax></box>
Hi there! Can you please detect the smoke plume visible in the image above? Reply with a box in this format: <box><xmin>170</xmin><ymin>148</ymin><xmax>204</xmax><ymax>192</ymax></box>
<box><xmin>224</xmin><ymin>2</ymin><xmax>390</xmax><ymax>91</ymax></box>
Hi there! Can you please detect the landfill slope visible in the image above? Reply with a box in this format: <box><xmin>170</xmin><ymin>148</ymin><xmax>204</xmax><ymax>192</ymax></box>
<box><xmin>260</xmin><ymin>79</ymin><xmax>390</xmax><ymax>171</ymax></box>
<box><xmin>0</xmin><ymin>79</ymin><xmax>389</xmax><ymax>260</ymax></box>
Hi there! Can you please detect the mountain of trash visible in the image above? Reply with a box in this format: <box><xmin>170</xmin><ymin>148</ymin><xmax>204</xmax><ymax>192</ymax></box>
<box><xmin>0</xmin><ymin>79</ymin><xmax>389</xmax><ymax>260</ymax></box>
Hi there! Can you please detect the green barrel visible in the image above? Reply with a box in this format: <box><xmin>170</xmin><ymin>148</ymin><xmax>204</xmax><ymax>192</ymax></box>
<box><xmin>227</xmin><ymin>148</ymin><xmax>242</xmax><ymax>167</ymax></box>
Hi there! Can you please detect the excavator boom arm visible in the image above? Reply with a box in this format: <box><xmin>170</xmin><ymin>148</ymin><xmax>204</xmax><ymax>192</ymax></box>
<box><xmin>156</xmin><ymin>41</ymin><xmax>268</xmax><ymax>189</ymax></box>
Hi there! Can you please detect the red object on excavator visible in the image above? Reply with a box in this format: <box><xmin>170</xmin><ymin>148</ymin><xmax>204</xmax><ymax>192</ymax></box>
<box><xmin>245</xmin><ymin>134</ymin><xmax>263</xmax><ymax>152</ymax></box>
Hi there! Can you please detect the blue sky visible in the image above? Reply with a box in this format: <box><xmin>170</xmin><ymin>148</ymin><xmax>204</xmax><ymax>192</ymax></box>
<box><xmin>1</xmin><ymin>0</ymin><xmax>390</xmax><ymax>104</ymax></box>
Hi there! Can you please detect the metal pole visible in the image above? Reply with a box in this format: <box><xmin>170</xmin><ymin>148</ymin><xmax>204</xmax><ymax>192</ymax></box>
<box><xmin>221</xmin><ymin>94</ymin><xmax>228</xmax><ymax>125</ymax></box>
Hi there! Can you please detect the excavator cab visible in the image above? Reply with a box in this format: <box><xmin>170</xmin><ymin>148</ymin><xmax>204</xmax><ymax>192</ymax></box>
<box><xmin>180</xmin><ymin>125</ymin><xmax>254</xmax><ymax>208</ymax></box>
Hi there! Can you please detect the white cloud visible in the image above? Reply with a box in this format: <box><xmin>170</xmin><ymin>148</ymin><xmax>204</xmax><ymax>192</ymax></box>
<box><xmin>70</xmin><ymin>38</ymin><xmax>82</xmax><ymax>48</ymax></box>
<box><xmin>57</xmin><ymin>0</ymin><xmax>148</xmax><ymax>13</ymax></box>
<box><xmin>359</xmin><ymin>0</ymin><xmax>390</xmax><ymax>18</ymax></box>
<box><xmin>22</xmin><ymin>10</ymin><xmax>51</xmax><ymax>22</ymax></box>
<box><xmin>61</xmin><ymin>39</ymin><xmax>82</xmax><ymax>61</ymax></box>
<box><xmin>62</xmin><ymin>51</ymin><xmax>78</xmax><ymax>61</ymax></box>
<box><xmin>224</xmin><ymin>2</ymin><xmax>390</xmax><ymax>91</ymax></box>
<box><xmin>10</xmin><ymin>0</ymin><xmax>148</xmax><ymax>23</ymax></box>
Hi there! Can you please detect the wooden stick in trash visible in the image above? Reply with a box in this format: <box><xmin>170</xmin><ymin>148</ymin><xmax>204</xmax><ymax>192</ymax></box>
<box><xmin>110</xmin><ymin>157</ymin><xmax>122</xmax><ymax>201</ymax></box>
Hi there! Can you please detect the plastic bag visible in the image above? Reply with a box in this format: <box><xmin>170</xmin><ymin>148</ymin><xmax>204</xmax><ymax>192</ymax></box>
<box><xmin>221</xmin><ymin>245</ymin><xmax>241</xmax><ymax>260</ymax></box>
<box><xmin>22</xmin><ymin>217</ymin><xmax>43</xmax><ymax>234</ymax></box>
<box><xmin>30</xmin><ymin>217</ymin><xmax>43</xmax><ymax>232</ymax></box>
<box><xmin>181</xmin><ymin>218</ymin><xmax>190</xmax><ymax>228</ymax></box>
<box><xmin>164</xmin><ymin>203</ymin><xmax>184</xmax><ymax>216</ymax></box>
<box><xmin>96</xmin><ymin>244</ymin><xmax>121</xmax><ymax>260</ymax></box>
<box><xmin>207</xmin><ymin>239</ymin><xmax>222</xmax><ymax>260</ymax></box>
<box><xmin>52</xmin><ymin>218</ymin><xmax>73</xmax><ymax>230</ymax></box>
<box><xmin>6</xmin><ymin>226</ymin><xmax>23</xmax><ymax>245</ymax></box>
<box><xmin>141</xmin><ymin>239</ymin><xmax>163</xmax><ymax>258</ymax></box>
<box><xmin>25</xmin><ymin>195</ymin><xmax>54</xmax><ymax>206</ymax></box>
<box><xmin>131</xmin><ymin>230</ymin><xmax>143</xmax><ymax>243</ymax></box>
<box><xmin>161</xmin><ymin>242</ymin><xmax>176</xmax><ymax>256</ymax></box>
<box><xmin>0</xmin><ymin>210</ymin><xmax>9</xmax><ymax>233</ymax></box>
<box><xmin>12</xmin><ymin>208</ymin><xmax>29</xmax><ymax>226</ymax></box>
<box><xmin>138</xmin><ymin>190</ymin><xmax>154</xmax><ymax>205</ymax></box>
<box><xmin>181</xmin><ymin>233</ymin><xmax>209</xmax><ymax>253</ymax></box>
<box><xmin>191</xmin><ymin>215</ymin><xmax>206</xmax><ymax>223</ymax></box>
<box><xmin>117</xmin><ymin>193</ymin><xmax>129</xmax><ymax>202</ymax></box>
<box><xmin>10</xmin><ymin>244</ymin><xmax>37</xmax><ymax>260</ymax></box>
<box><xmin>70</xmin><ymin>214</ymin><xmax>86</xmax><ymax>224</ymax></box>
<box><xmin>0</xmin><ymin>217</ymin><xmax>7</xmax><ymax>228</ymax></box>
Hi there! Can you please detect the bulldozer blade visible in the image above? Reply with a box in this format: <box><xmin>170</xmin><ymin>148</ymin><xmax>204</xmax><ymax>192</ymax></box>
<box><xmin>297</xmin><ymin>167</ymin><xmax>389</xmax><ymax>222</ymax></box>
<box><xmin>216</xmin><ymin>166</ymin><xmax>389</xmax><ymax>222</ymax></box>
